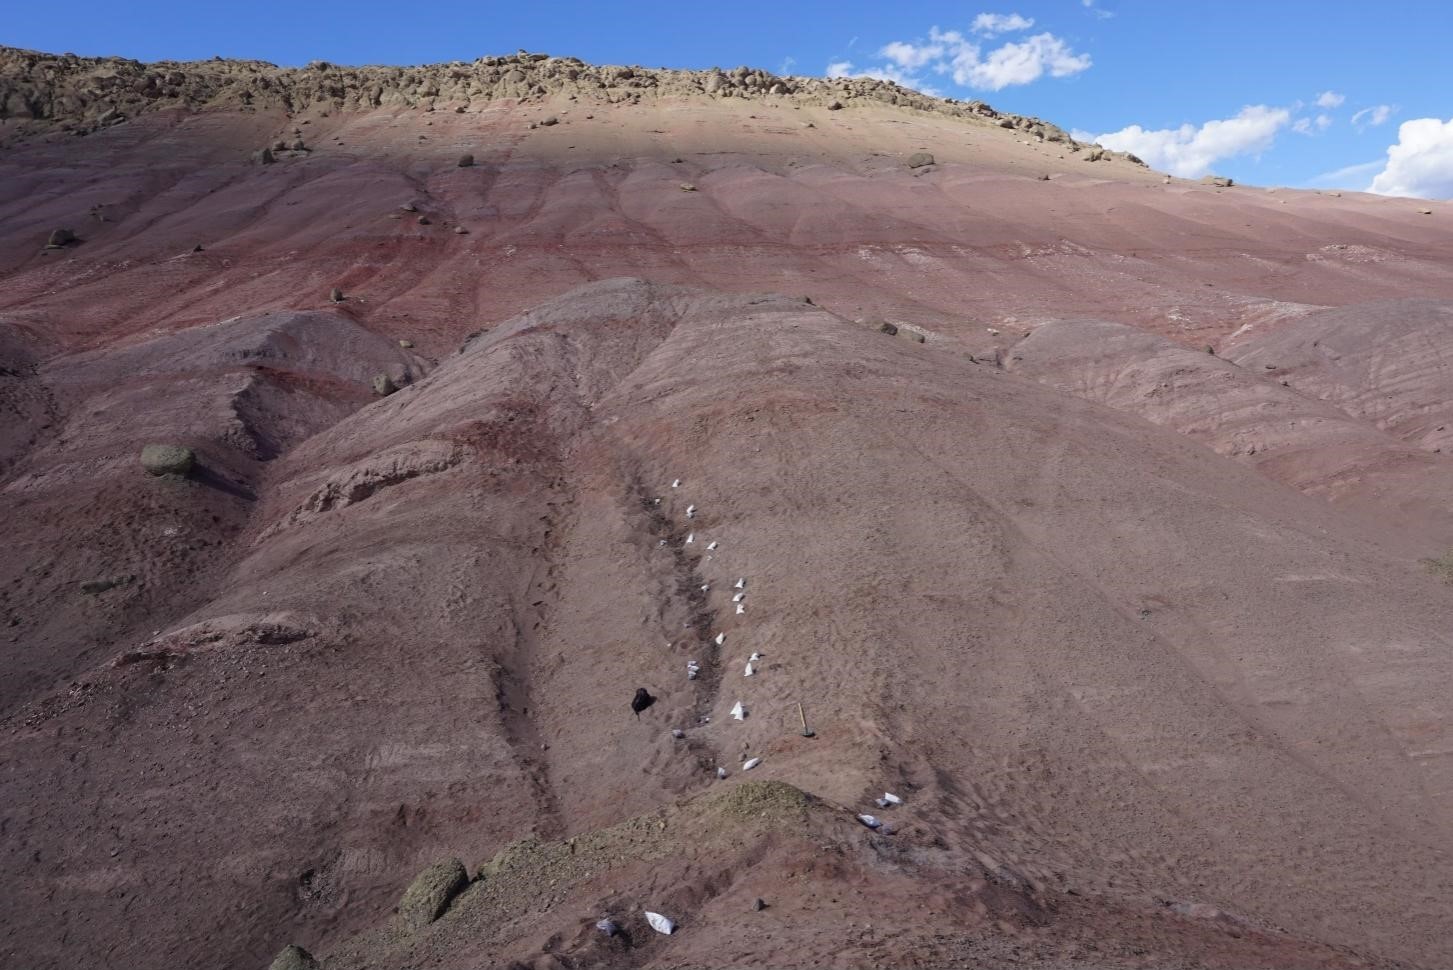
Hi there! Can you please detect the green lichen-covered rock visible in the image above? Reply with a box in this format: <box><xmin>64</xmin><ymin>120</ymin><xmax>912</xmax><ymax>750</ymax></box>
<box><xmin>140</xmin><ymin>444</ymin><xmax>195</xmax><ymax>476</ymax></box>
<box><xmin>80</xmin><ymin>574</ymin><xmax>134</xmax><ymax>595</ymax></box>
<box><xmin>715</xmin><ymin>780</ymin><xmax>812</xmax><ymax>823</ymax></box>
<box><xmin>268</xmin><ymin>944</ymin><xmax>320</xmax><ymax>970</ymax></box>
<box><xmin>399</xmin><ymin>858</ymin><xmax>468</xmax><ymax>930</ymax></box>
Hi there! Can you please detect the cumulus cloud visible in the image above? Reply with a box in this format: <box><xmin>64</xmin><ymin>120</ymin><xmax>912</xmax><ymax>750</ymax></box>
<box><xmin>1368</xmin><ymin>117</ymin><xmax>1453</xmax><ymax>199</ymax></box>
<box><xmin>1089</xmin><ymin>105</ymin><xmax>1291</xmax><ymax>178</ymax></box>
<box><xmin>864</xmin><ymin>23</ymin><xmax>1091</xmax><ymax>92</ymax></box>
<box><xmin>963</xmin><ymin>33</ymin><xmax>1092</xmax><ymax>89</ymax></box>
<box><xmin>1352</xmin><ymin>104</ymin><xmax>1394</xmax><ymax>129</ymax></box>
<box><xmin>971</xmin><ymin>12</ymin><xmax>1034</xmax><ymax>35</ymax></box>
<box><xmin>1315</xmin><ymin>91</ymin><xmax>1345</xmax><ymax>109</ymax></box>
<box><xmin>881</xmin><ymin>40</ymin><xmax>943</xmax><ymax>70</ymax></box>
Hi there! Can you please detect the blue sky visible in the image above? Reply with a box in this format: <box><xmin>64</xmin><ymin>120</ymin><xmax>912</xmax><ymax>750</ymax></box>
<box><xmin>9</xmin><ymin>1</ymin><xmax>1452</xmax><ymax>197</ymax></box>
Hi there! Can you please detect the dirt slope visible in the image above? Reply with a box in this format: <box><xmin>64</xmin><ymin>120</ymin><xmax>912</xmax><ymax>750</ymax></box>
<box><xmin>3</xmin><ymin>47</ymin><xmax>1453</xmax><ymax>970</ymax></box>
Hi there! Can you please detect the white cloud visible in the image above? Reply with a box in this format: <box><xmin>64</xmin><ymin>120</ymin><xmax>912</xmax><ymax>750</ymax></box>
<box><xmin>1090</xmin><ymin>105</ymin><xmax>1291</xmax><ymax>178</ymax></box>
<box><xmin>881</xmin><ymin>40</ymin><xmax>943</xmax><ymax>70</ymax></box>
<box><xmin>1368</xmin><ymin>117</ymin><xmax>1453</xmax><ymax>199</ymax></box>
<box><xmin>1294</xmin><ymin>113</ymin><xmax>1333</xmax><ymax>135</ymax></box>
<box><xmin>839</xmin><ymin>18</ymin><xmax>1091</xmax><ymax>93</ymax></box>
<box><xmin>1315</xmin><ymin>91</ymin><xmax>1345</xmax><ymax>109</ymax></box>
<box><xmin>1082</xmin><ymin>0</ymin><xmax>1114</xmax><ymax>19</ymax></box>
<box><xmin>972</xmin><ymin>12</ymin><xmax>1034</xmax><ymax>35</ymax></box>
<box><xmin>1304</xmin><ymin>159</ymin><xmax>1383</xmax><ymax>190</ymax></box>
<box><xmin>1352</xmin><ymin>104</ymin><xmax>1394</xmax><ymax>129</ymax></box>
<box><xmin>960</xmin><ymin>32</ymin><xmax>1092</xmax><ymax>89</ymax></box>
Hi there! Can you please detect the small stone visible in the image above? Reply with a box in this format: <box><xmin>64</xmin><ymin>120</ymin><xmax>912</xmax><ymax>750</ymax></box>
<box><xmin>401</xmin><ymin>202</ymin><xmax>418</xmax><ymax>212</ymax></box>
<box><xmin>1200</xmin><ymin>175</ymin><xmax>1234</xmax><ymax>188</ymax></box>
<box><xmin>256</xmin><ymin>147</ymin><xmax>274</xmax><ymax>164</ymax></box>
<box><xmin>899</xmin><ymin>330</ymin><xmax>926</xmax><ymax>343</ymax></box>
<box><xmin>373</xmin><ymin>374</ymin><xmax>398</xmax><ymax>397</ymax></box>
<box><xmin>417</xmin><ymin>215</ymin><xmax>431</xmax><ymax>225</ymax></box>
<box><xmin>290</xmin><ymin>139</ymin><xmax>306</xmax><ymax>151</ymax></box>
<box><xmin>269</xmin><ymin>944</ymin><xmax>320</xmax><ymax>970</ymax></box>
<box><xmin>1418</xmin><ymin>207</ymin><xmax>1433</xmax><ymax>215</ymax></box>
<box><xmin>540</xmin><ymin>116</ymin><xmax>559</xmax><ymax>126</ymax></box>
<box><xmin>753</xmin><ymin>898</ymin><xmax>768</xmax><ymax>911</ymax></box>
<box><xmin>46</xmin><ymin>228</ymin><xmax>76</xmax><ymax>248</ymax></box>
<box><xmin>140</xmin><ymin>444</ymin><xmax>195</xmax><ymax>476</ymax></box>
<box><xmin>680</xmin><ymin>182</ymin><xmax>697</xmax><ymax>192</ymax></box>
<box><xmin>453</xmin><ymin>226</ymin><xmax>468</xmax><ymax>234</ymax></box>
<box><xmin>1037</xmin><ymin>173</ymin><xmax>1051</xmax><ymax>181</ymax></box>
<box><xmin>329</xmin><ymin>287</ymin><xmax>344</xmax><ymax>303</ymax></box>
<box><xmin>399</xmin><ymin>859</ymin><xmax>468</xmax><ymax>930</ymax></box>
<box><xmin>399</xmin><ymin>339</ymin><xmax>414</xmax><ymax>349</ymax></box>
<box><xmin>827</xmin><ymin>100</ymin><xmax>843</xmax><ymax>111</ymax></box>
<box><xmin>457</xmin><ymin>153</ymin><xmax>474</xmax><ymax>167</ymax></box>
<box><xmin>906</xmin><ymin>152</ymin><xmax>935</xmax><ymax>169</ymax></box>
<box><xmin>878</xmin><ymin>321</ymin><xmax>898</xmax><ymax>336</ymax></box>
<box><xmin>191</xmin><ymin>244</ymin><xmax>204</xmax><ymax>253</ymax></box>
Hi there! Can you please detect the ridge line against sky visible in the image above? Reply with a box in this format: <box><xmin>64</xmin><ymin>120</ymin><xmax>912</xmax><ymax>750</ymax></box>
<box><xmin>6</xmin><ymin>0</ymin><xmax>1451</xmax><ymax>198</ymax></box>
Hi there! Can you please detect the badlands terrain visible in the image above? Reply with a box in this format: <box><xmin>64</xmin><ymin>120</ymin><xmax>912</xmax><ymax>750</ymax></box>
<box><xmin>2</xmin><ymin>47</ymin><xmax>1453</xmax><ymax>970</ymax></box>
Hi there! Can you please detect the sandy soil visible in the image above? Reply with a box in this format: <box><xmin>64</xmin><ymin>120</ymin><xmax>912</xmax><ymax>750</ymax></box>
<box><xmin>2</xmin><ymin>54</ymin><xmax>1453</xmax><ymax>970</ymax></box>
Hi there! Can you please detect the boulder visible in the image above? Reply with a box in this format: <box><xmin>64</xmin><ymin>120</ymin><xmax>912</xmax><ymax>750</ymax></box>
<box><xmin>1083</xmin><ymin>148</ymin><xmax>1105</xmax><ymax>162</ymax></box>
<box><xmin>906</xmin><ymin>152</ymin><xmax>935</xmax><ymax>169</ymax></box>
<box><xmin>46</xmin><ymin>228</ymin><xmax>76</xmax><ymax>248</ymax></box>
<box><xmin>1201</xmin><ymin>175</ymin><xmax>1234</xmax><ymax>188</ymax></box>
<box><xmin>826</xmin><ymin>100</ymin><xmax>843</xmax><ymax>111</ymax></box>
<box><xmin>372</xmin><ymin>374</ymin><xmax>397</xmax><ymax>396</ymax></box>
<box><xmin>877</xmin><ymin>321</ymin><xmax>898</xmax><ymax>336</ymax></box>
<box><xmin>140</xmin><ymin>444</ymin><xmax>195</xmax><ymax>476</ymax></box>
<box><xmin>268</xmin><ymin>944</ymin><xmax>320</xmax><ymax>970</ymax></box>
<box><xmin>256</xmin><ymin>147</ymin><xmax>274</xmax><ymax>164</ymax></box>
<box><xmin>457</xmin><ymin>153</ymin><xmax>474</xmax><ymax>167</ymax></box>
<box><xmin>399</xmin><ymin>858</ymin><xmax>469</xmax><ymax>930</ymax></box>
<box><xmin>80</xmin><ymin>575</ymin><xmax>133</xmax><ymax>595</ymax></box>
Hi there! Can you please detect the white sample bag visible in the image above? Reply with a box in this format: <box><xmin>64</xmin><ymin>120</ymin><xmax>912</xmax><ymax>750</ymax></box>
<box><xmin>646</xmin><ymin>911</ymin><xmax>676</xmax><ymax>935</ymax></box>
<box><xmin>730</xmin><ymin>700</ymin><xmax>747</xmax><ymax>720</ymax></box>
<box><xmin>742</xmin><ymin>757</ymin><xmax>762</xmax><ymax>771</ymax></box>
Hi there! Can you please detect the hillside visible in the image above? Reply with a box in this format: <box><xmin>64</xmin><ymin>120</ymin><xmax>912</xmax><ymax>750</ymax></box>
<box><xmin>2</xmin><ymin>48</ymin><xmax>1453</xmax><ymax>970</ymax></box>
